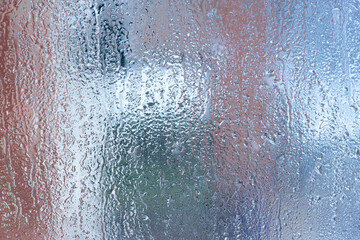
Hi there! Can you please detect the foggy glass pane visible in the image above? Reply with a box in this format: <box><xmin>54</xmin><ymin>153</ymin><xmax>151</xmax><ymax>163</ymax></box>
<box><xmin>1</xmin><ymin>0</ymin><xmax>359</xmax><ymax>239</ymax></box>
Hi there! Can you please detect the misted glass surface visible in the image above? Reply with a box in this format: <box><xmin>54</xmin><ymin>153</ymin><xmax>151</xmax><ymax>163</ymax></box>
<box><xmin>1</xmin><ymin>0</ymin><xmax>359</xmax><ymax>239</ymax></box>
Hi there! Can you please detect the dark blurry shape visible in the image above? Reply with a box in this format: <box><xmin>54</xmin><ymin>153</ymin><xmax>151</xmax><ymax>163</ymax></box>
<box><xmin>100</xmin><ymin>18</ymin><xmax>130</xmax><ymax>73</ymax></box>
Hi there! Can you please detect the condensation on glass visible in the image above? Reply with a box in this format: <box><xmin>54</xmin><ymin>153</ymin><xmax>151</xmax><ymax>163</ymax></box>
<box><xmin>0</xmin><ymin>0</ymin><xmax>359</xmax><ymax>239</ymax></box>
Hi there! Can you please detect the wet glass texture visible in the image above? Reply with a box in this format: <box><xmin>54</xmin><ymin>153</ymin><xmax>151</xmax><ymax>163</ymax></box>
<box><xmin>1</xmin><ymin>0</ymin><xmax>360</xmax><ymax>239</ymax></box>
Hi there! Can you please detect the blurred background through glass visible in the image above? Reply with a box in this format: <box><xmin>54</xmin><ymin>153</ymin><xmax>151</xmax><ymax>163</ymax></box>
<box><xmin>1</xmin><ymin>0</ymin><xmax>360</xmax><ymax>239</ymax></box>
